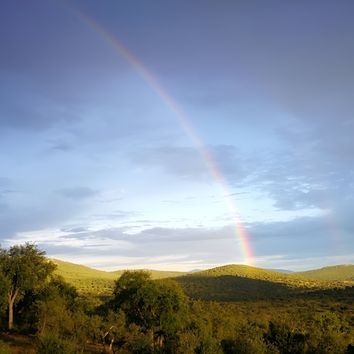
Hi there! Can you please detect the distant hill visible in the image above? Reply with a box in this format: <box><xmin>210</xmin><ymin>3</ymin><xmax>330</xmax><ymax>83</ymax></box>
<box><xmin>175</xmin><ymin>264</ymin><xmax>353</xmax><ymax>302</ymax></box>
<box><xmin>187</xmin><ymin>264</ymin><xmax>306</xmax><ymax>285</ymax></box>
<box><xmin>52</xmin><ymin>259</ymin><xmax>186</xmax><ymax>294</ymax></box>
<box><xmin>175</xmin><ymin>265</ymin><xmax>297</xmax><ymax>301</ymax></box>
<box><xmin>291</xmin><ymin>265</ymin><xmax>354</xmax><ymax>281</ymax></box>
<box><xmin>51</xmin><ymin>259</ymin><xmax>353</xmax><ymax>300</ymax></box>
<box><xmin>193</xmin><ymin>264</ymin><xmax>291</xmax><ymax>281</ymax></box>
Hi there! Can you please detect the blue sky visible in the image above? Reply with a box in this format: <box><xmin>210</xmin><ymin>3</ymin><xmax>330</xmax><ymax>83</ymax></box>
<box><xmin>1</xmin><ymin>0</ymin><xmax>353</xmax><ymax>271</ymax></box>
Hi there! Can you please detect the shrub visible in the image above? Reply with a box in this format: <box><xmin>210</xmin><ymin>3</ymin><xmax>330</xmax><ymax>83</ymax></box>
<box><xmin>37</xmin><ymin>333</ymin><xmax>78</xmax><ymax>354</ymax></box>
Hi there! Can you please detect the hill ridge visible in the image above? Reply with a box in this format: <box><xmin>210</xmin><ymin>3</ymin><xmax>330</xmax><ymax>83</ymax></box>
<box><xmin>50</xmin><ymin>258</ymin><xmax>354</xmax><ymax>296</ymax></box>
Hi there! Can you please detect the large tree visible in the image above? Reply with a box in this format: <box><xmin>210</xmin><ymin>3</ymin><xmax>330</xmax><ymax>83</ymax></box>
<box><xmin>111</xmin><ymin>271</ymin><xmax>188</xmax><ymax>349</ymax></box>
<box><xmin>0</xmin><ymin>243</ymin><xmax>56</xmax><ymax>330</ymax></box>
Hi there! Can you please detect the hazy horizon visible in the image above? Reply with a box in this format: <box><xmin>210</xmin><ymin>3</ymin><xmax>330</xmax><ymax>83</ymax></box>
<box><xmin>1</xmin><ymin>1</ymin><xmax>354</xmax><ymax>271</ymax></box>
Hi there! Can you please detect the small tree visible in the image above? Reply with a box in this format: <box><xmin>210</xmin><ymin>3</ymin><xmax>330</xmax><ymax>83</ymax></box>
<box><xmin>0</xmin><ymin>243</ymin><xmax>56</xmax><ymax>330</ymax></box>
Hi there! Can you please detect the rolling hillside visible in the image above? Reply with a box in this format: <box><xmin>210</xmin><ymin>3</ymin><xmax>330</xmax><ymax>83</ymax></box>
<box><xmin>51</xmin><ymin>259</ymin><xmax>354</xmax><ymax>300</ymax></box>
<box><xmin>193</xmin><ymin>264</ymin><xmax>292</xmax><ymax>281</ymax></box>
<box><xmin>52</xmin><ymin>259</ymin><xmax>186</xmax><ymax>294</ymax></box>
<box><xmin>175</xmin><ymin>264</ymin><xmax>354</xmax><ymax>302</ymax></box>
<box><xmin>291</xmin><ymin>264</ymin><xmax>354</xmax><ymax>281</ymax></box>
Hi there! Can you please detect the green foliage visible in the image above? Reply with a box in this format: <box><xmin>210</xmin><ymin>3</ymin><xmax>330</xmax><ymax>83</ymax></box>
<box><xmin>110</xmin><ymin>271</ymin><xmax>188</xmax><ymax>351</ymax></box>
<box><xmin>0</xmin><ymin>244</ymin><xmax>353</xmax><ymax>353</ymax></box>
<box><xmin>228</xmin><ymin>322</ymin><xmax>270</xmax><ymax>354</ymax></box>
<box><xmin>221</xmin><ymin>337</ymin><xmax>268</xmax><ymax>354</ymax></box>
<box><xmin>138</xmin><ymin>279</ymin><xmax>188</xmax><ymax>335</ymax></box>
<box><xmin>0</xmin><ymin>273</ymin><xmax>9</xmax><ymax>312</ymax></box>
<box><xmin>36</xmin><ymin>332</ymin><xmax>78</xmax><ymax>354</ymax></box>
<box><xmin>111</xmin><ymin>270</ymin><xmax>151</xmax><ymax>316</ymax></box>
<box><xmin>0</xmin><ymin>243</ymin><xmax>56</xmax><ymax>294</ymax></box>
<box><xmin>264</xmin><ymin>321</ymin><xmax>308</xmax><ymax>353</ymax></box>
<box><xmin>0</xmin><ymin>243</ymin><xmax>56</xmax><ymax>330</ymax></box>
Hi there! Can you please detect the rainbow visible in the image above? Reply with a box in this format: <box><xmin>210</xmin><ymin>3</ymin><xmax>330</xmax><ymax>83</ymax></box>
<box><xmin>70</xmin><ymin>8</ymin><xmax>254</xmax><ymax>265</ymax></box>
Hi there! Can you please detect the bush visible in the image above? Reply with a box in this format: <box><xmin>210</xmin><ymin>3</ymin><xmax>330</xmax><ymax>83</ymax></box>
<box><xmin>37</xmin><ymin>333</ymin><xmax>78</xmax><ymax>354</ymax></box>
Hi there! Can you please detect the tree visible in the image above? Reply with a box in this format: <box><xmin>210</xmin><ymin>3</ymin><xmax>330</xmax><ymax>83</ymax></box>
<box><xmin>0</xmin><ymin>243</ymin><xmax>56</xmax><ymax>330</ymax></box>
<box><xmin>111</xmin><ymin>271</ymin><xmax>188</xmax><ymax>349</ymax></box>
<box><xmin>111</xmin><ymin>270</ymin><xmax>151</xmax><ymax>317</ymax></box>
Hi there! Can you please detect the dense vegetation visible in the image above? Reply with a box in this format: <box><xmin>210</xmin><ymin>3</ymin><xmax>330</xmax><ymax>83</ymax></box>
<box><xmin>0</xmin><ymin>244</ymin><xmax>353</xmax><ymax>353</ymax></box>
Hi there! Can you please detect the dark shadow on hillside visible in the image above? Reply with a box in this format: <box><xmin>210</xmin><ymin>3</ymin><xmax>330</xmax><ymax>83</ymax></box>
<box><xmin>303</xmin><ymin>285</ymin><xmax>354</xmax><ymax>301</ymax></box>
<box><xmin>177</xmin><ymin>275</ymin><xmax>354</xmax><ymax>302</ymax></box>
<box><xmin>176</xmin><ymin>275</ymin><xmax>296</xmax><ymax>302</ymax></box>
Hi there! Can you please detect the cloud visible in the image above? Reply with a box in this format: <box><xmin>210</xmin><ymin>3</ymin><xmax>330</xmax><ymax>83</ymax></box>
<box><xmin>60</xmin><ymin>226</ymin><xmax>89</xmax><ymax>233</ymax></box>
<box><xmin>91</xmin><ymin>210</ymin><xmax>138</xmax><ymax>221</ymax></box>
<box><xmin>131</xmin><ymin>144</ymin><xmax>253</xmax><ymax>183</ymax></box>
<box><xmin>6</xmin><ymin>207</ymin><xmax>353</xmax><ymax>271</ymax></box>
<box><xmin>0</xmin><ymin>73</ymin><xmax>81</xmax><ymax>133</ymax></box>
<box><xmin>58</xmin><ymin>225</ymin><xmax>233</xmax><ymax>244</ymax></box>
<box><xmin>131</xmin><ymin>146</ymin><xmax>208</xmax><ymax>180</ymax></box>
<box><xmin>13</xmin><ymin>224</ymin><xmax>240</xmax><ymax>267</ymax></box>
<box><xmin>0</xmin><ymin>202</ymin><xmax>78</xmax><ymax>240</ymax></box>
<box><xmin>131</xmin><ymin>226</ymin><xmax>234</xmax><ymax>243</ymax></box>
<box><xmin>0</xmin><ymin>189</ymin><xmax>102</xmax><ymax>241</ymax></box>
<box><xmin>48</xmin><ymin>140</ymin><xmax>74</xmax><ymax>152</ymax></box>
<box><xmin>56</xmin><ymin>187</ymin><xmax>99</xmax><ymax>200</ymax></box>
<box><xmin>1</xmin><ymin>0</ymin><xmax>353</xmax><ymax>272</ymax></box>
<box><xmin>248</xmin><ymin>212</ymin><xmax>354</xmax><ymax>261</ymax></box>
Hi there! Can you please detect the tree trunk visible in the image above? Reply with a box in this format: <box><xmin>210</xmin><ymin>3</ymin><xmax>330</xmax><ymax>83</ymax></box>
<box><xmin>8</xmin><ymin>297</ymin><xmax>14</xmax><ymax>330</ymax></box>
<box><xmin>8</xmin><ymin>288</ymin><xmax>19</xmax><ymax>330</ymax></box>
<box><xmin>40</xmin><ymin>313</ymin><xmax>47</xmax><ymax>335</ymax></box>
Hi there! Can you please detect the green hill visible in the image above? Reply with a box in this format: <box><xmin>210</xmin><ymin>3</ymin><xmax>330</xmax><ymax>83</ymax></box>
<box><xmin>193</xmin><ymin>264</ymin><xmax>291</xmax><ymax>281</ymax></box>
<box><xmin>175</xmin><ymin>264</ymin><xmax>353</xmax><ymax>302</ymax></box>
<box><xmin>291</xmin><ymin>264</ymin><xmax>354</xmax><ymax>281</ymax></box>
<box><xmin>51</xmin><ymin>259</ymin><xmax>354</xmax><ymax>300</ymax></box>
<box><xmin>52</xmin><ymin>259</ymin><xmax>186</xmax><ymax>294</ymax></box>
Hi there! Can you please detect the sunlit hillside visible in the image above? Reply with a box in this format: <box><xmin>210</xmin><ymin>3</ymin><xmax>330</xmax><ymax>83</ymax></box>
<box><xmin>52</xmin><ymin>259</ymin><xmax>354</xmax><ymax>300</ymax></box>
<box><xmin>194</xmin><ymin>264</ymin><xmax>291</xmax><ymax>281</ymax></box>
<box><xmin>52</xmin><ymin>259</ymin><xmax>186</xmax><ymax>294</ymax></box>
<box><xmin>175</xmin><ymin>264</ymin><xmax>354</xmax><ymax>302</ymax></box>
<box><xmin>291</xmin><ymin>264</ymin><xmax>354</xmax><ymax>281</ymax></box>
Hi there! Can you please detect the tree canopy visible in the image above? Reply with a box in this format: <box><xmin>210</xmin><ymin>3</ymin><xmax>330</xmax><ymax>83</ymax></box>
<box><xmin>0</xmin><ymin>243</ymin><xmax>56</xmax><ymax>329</ymax></box>
<box><xmin>111</xmin><ymin>270</ymin><xmax>188</xmax><ymax>348</ymax></box>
